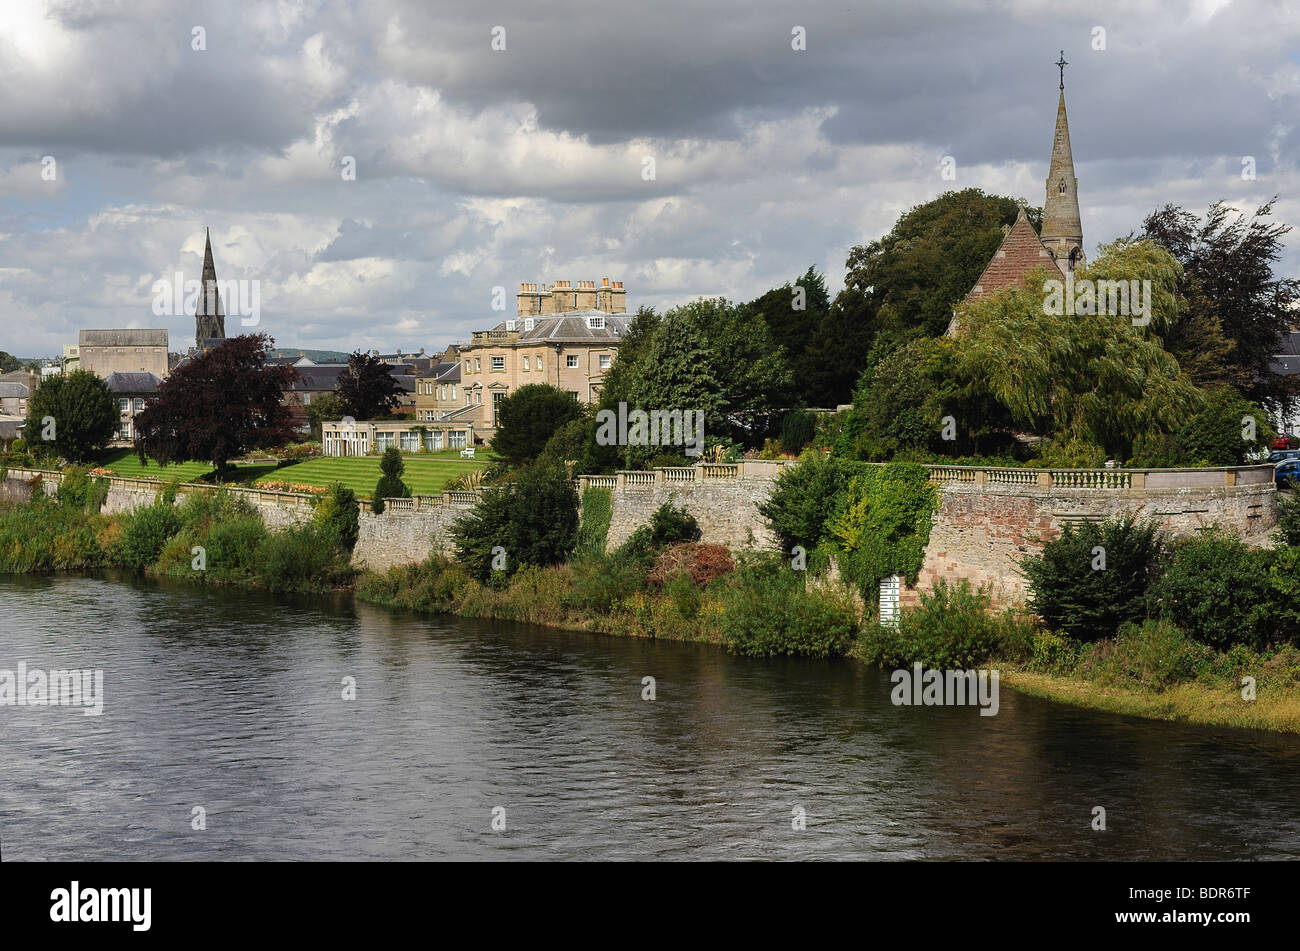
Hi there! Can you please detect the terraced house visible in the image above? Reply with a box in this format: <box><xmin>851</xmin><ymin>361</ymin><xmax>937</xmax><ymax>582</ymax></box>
<box><xmin>458</xmin><ymin>278</ymin><xmax>630</xmax><ymax>439</ymax></box>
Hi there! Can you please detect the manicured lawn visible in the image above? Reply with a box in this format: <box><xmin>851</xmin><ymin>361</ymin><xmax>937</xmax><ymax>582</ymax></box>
<box><xmin>97</xmin><ymin>449</ymin><xmax>220</xmax><ymax>483</ymax></box>
<box><xmin>96</xmin><ymin>448</ymin><xmax>491</xmax><ymax>496</ymax></box>
<box><xmin>257</xmin><ymin>452</ymin><xmax>491</xmax><ymax>496</ymax></box>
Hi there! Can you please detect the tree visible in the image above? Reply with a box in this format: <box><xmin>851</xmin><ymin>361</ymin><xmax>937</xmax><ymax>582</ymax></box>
<box><xmin>134</xmin><ymin>334</ymin><xmax>298</xmax><ymax>480</ymax></box>
<box><xmin>23</xmin><ymin>369</ymin><xmax>117</xmax><ymax>462</ymax></box>
<box><xmin>450</xmin><ymin>462</ymin><xmax>579</xmax><ymax>580</ymax></box>
<box><xmin>1141</xmin><ymin>198</ymin><xmax>1300</xmax><ymax>405</ymax></box>
<box><xmin>337</xmin><ymin>350</ymin><xmax>403</xmax><ymax>419</ymax></box>
<box><xmin>954</xmin><ymin>241</ymin><xmax>1199</xmax><ymax>460</ymax></box>
<box><xmin>1021</xmin><ymin>515</ymin><xmax>1166</xmax><ymax>642</ymax></box>
<box><xmin>0</xmin><ymin>351</ymin><xmax>22</xmax><ymax>373</ymax></box>
<box><xmin>742</xmin><ymin>266</ymin><xmax>837</xmax><ymax>404</ymax></box>
<box><xmin>305</xmin><ymin>391</ymin><xmax>344</xmax><ymax>441</ymax></box>
<box><xmin>314</xmin><ymin>482</ymin><xmax>359</xmax><ymax>552</ymax></box>
<box><xmin>840</xmin><ymin>188</ymin><xmax>1040</xmax><ymax>341</ymax></box>
<box><xmin>492</xmin><ymin>383</ymin><xmax>583</xmax><ymax>468</ymax></box>
<box><xmin>371</xmin><ymin>446</ymin><xmax>411</xmax><ymax>513</ymax></box>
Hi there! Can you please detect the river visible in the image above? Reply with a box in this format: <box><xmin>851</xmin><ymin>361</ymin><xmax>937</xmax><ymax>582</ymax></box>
<box><xmin>1</xmin><ymin>574</ymin><xmax>1297</xmax><ymax>860</ymax></box>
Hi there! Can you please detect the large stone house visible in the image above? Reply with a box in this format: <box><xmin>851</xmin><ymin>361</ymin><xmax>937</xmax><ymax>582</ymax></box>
<box><xmin>457</xmin><ymin>279</ymin><xmax>630</xmax><ymax>440</ymax></box>
<box><xmin>79</xmin><ymin>329</ymin><xmax>169</xmax><ymax>378</ymax></box>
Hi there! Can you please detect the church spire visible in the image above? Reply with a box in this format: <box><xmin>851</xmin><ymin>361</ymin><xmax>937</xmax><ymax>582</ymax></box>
<box><xmin>195</xmin><ymin>227</ymin><xmax>226</xmax><ymax>349</ymax></box>
<box><xmin>1041</xmin><ymin>52</ymin><xmax>1084</xmax><ymax>272</ymax></box>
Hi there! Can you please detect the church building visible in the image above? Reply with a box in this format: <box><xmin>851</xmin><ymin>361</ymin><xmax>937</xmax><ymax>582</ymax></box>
<box><xmin>963</xmin><ymin>52</ymin><xmax>1084</xmax><ymax>305</ymax></box>
<box><xmin>195</xmin><ymin>227</ymin><xmax>227</xmax><ymax>352</ymax></box>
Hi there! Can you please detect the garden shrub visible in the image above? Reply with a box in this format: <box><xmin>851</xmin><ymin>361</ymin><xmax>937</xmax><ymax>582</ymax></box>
<box><xmin>779</xmin><ymin>409</ymin><xmax>817</xmax><ymax>454</ymax></box>
<box><xmin>1021</xmin><ymin>514</ymin><xmax>1165</xmax><ymax>642</ymax></box>
<box><xmin>371</xmin><ymin>447</ymin><xmax>411</xmax><ymax>513</ymax></box>
<box><xmin>617</xmin><ymin>501</ymin><xmax>701</xmax><ymax>567</ymax></box>
<box><xmin>119</xmin><ymin>503</ymin><xmax>183</xmax><ymax>570</ymax></box>
<box><xmin>314</xmin><ymin>482</ymin><xmax>360</xmax><ymax>552</ymax></box>
<box><xmin>255</xmin><ymin>523</ymin><xmax>352</xmax><ymax>592</ymax></box>
<box><xmin>1153</xmin><ymin>531</ymin><xmax>1276</xmax><ymax>650</ymax></box>
<box><xmin>645</xmin><ymin>542</ymin><xmax>735</xmax><ymax>587</ymax></box>
<box><xmin>56</xmin><ymin>466</ymin><xmax>109</xmax><ymax>512</ymax></box>
<box><xmin>450</xmin><ymin>462</ymin><xmax>579</xmax><ymax>580</ymax></box>
<box><xmin>718</xmin><ymin>561</ymin><xmax>858</xmax><ymax>658</ymax></box>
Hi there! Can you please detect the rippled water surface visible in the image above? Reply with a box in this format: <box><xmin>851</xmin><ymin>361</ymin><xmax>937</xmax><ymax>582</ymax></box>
<box><xmin>1</xmin><ymin>574</ymin><xmax>1298</xmax><ymax>860</ymax></box>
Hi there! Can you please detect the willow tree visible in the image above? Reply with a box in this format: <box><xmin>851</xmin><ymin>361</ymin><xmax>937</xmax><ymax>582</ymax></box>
<box><xmin>953</xmin><ymin>240</ymin><xmax>1199</xmax><ymax>461</ymax></box>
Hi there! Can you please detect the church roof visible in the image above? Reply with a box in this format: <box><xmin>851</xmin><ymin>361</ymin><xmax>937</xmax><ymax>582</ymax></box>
<box><xmin>1042</xmin><ymin>89</ymin><xmax>1083</xmax><ymax>246</ymax></box>
<box><xmin>964</xmin><ymin>207</ymin><xmax>1061</xmax><ymax>301</ymax></box>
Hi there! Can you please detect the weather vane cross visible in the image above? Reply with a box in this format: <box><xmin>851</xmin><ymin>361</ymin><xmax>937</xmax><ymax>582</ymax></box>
<box><xmin>1056</xmin><ymin>50</ymin><xmax>1068</xmax><ymax>90</ymax></box>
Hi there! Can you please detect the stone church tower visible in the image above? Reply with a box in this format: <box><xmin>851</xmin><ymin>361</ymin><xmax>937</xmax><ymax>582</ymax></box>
<box><xmin>1040</xmin><ymin>52</ymin><xmax>1084</xmax><ymax>272</ymax></box>
<box><xmin>195</xmin><ymin>227</ymin><xmax>226</xmax><ymax>349</ymax></box>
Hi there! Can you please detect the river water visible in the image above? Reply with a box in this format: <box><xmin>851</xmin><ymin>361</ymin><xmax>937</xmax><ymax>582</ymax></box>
<box><xmin>1</xmin><ymin>574</ymin><xmax>1297</xmax><ymax>861</ymax></box>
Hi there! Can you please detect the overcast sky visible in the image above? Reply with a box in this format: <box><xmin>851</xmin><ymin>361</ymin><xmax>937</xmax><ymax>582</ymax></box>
<box><xmin>1</xmin><ymin>0</ymin><xmax>1297</xmax><ymax>357</ymax></box>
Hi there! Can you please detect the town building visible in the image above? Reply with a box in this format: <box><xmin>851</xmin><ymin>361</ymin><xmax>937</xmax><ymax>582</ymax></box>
<box><xmin>78</xmin><ymin>329</ymin><xmax>169</xmax><ymax>379</ymax></box>
<box><xmin>104</xmin><ymin>371</ymin><xmax>162</xmax><ymax>443</ymax></box>
<box><xmin>321</xmin><ymin>417</ymin><xmax>473</xmax><ymax>457</ymax></box>
<box><xmin>457</xmin><ymin>279</ymin><xmax>630</xmax><ymax>440</ymax></box>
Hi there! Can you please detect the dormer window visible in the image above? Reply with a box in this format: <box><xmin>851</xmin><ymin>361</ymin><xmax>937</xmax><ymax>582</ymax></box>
<box><xmin>524</xmin><ymin>318</ymin><xmax>535</xmax><ymax>331</ymax></box>
<box><xmin>587</xmin><ymin>315</ymin><xmax>605</xmax><ymax>330</ymax></box>
<box><xmin>505</xmin><ymin>320</ymin><xmax>517</xmax><ymax>331</ymax></box>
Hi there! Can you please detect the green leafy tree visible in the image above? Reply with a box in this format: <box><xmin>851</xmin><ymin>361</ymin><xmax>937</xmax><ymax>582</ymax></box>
<box><xmin>955</xmin><ymin>242</ymin><xmax>1198</xmax><ymax>459</ymax></box>
<box><xmin>492</xmin><ymin>383</ymin><xmax>583</xmax><ymax>468</ymax></box>
<box><xmin>840</xmin><ymin>188</ymin><xmax>1040</xmax><ymax>341</ymax></box>
<box><xmin>1153</xmin><ymin>532</ymin><xmax>1276</xmax><ymax>650</ymax></box>
<box><xmin>1141</xmin><ymin>197</ymin><xmax>1300</xmax><ymax>405</ymax></box>
<box><xmin>134</xmin><ymin>335</ymin><xmax>298</xmax><ymax>480</ymax></box>
<box><xmin>0</xmin><ymin>351</ymin><xmax>22</xmax><ymax>373</ymax></box>
<box><xmin>23</xmin><ymin>369</ymin><xmax>117</xmax><ymax>463</ymax></box>
<box><xmin>371</xmin><ymin>446</ymin><xmax>411</xmax><ymax>513</ymax></box>
<box><xmin>314</xmin><ymin>482</ymin><xmax>360</xmax><ymax>551</ymax></box>
<box><xmin>305</xmin><ymin>391</ymin><xmax>344</xmax><ymax>441</ymax></box>
<box><xmin>450</xmin><ymin>462</ymin><xmax>579</xmax><ymax>580</ymax></box>
<box><xmin>1021</xmin><ymin>515</ymin><xmax>1166</xmax><ymax>642</ymax></box>
<box><xmin>338</xmin><ymin>350</ymin><xmax>404</xmax><ymax>419</ymax></box>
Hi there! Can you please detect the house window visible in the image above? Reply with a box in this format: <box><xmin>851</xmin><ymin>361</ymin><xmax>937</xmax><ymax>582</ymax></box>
<box><xmin>449</xmin><ymin>431</ymin><xmax>467</xmax><ymax>449</ymax></box>
<box><xmin>425</xmin><ymin>430</ymin><xmax>443</xmax><ymax>451</ymax></box>
<box><xmin>598</xmin><ymin>354</ymin><xmax>611</xmax><ymax>369</ymax></box>
<box><xmin>134</xmin><ymin>398</ymin><xmax>144</xmax><ymax>412</ymax></box>
<box><xmin>493</xmin><ymin>391</ymin><xmax>505</xmax><ymax>425</ymax></box>
<box><xmin>566</xmin><ymin>354</ymin><xmax>578</xmax><ymax>368</ymax></box>
<box><xmin>587</xmin><ymin>315</ymin><xmax>605</xmax><ymax>329</ymax></box>
<box><xmin>119</xmin><ymin>423</ymin><xmax>131</xmax><ymax>440</ymax></box>
<box><xmin>119</xmin><ymin>398</ymin><xmax>129</xmax><ymax>413</ymax></box>
<box><xmin>522</xmin><ymin>357</ymin><xmax>529</xmax><ymax>371</ymax></box>
<box><xmin>568</xmin><ymin>391</ymin><xmax>579</xmax><ymax>401</ymax></box>
<box><xmin>375</xmin><ymin>432</ymin><xmax>395</xmax><ymax>451</ymax></box>
<box><xmin>491</xmin><ymin>356</ymin><xmax>504</xmax><ymax>371</ymax></box>
<box><xmin>400</xmin><ymin>431</ymin><xmax>420</xmax><ymax>451</ymax></box>
<box><xmin>465</xmin><ymin>360</ymin><xmax>470</xmax><ymax>372</ymax></box>
<box><xmin>475</xmin><ymin>358</ymin><xmax>481</xmax><ymax>371</ymax></box>
<box><xmin>524</xmin><ymin>318</ymin><xmax>535</xmax><ymax>331</ymax></box>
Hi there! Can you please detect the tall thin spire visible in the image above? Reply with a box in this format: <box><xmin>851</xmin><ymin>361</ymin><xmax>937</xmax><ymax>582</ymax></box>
<box><xmin>1041</xmin><ymin>56</ymin><xmax>1084</xmax><ymax>273</ymax></box>
<box><xmin>195</xmin><ymin>227</ymin><xmax>226</xmax><ymax>349</ymax></box>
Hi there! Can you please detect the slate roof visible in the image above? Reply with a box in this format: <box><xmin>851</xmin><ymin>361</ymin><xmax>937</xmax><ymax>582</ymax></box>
<box><xmin>479</xmin><ymin>310</ymin><xmax>631</xmax><ymax>344</ymax></box>
<box><xmin>1270</xmin><ymin>331</ymin><xmax>1300</xmax><ymax>377</ymax></box>
<box><xmin>104</xmin><ymin>371</ymin><xmax>162</xmax><ymax>394</ymax></box>
<box><xmin>418</xmin><ymin>361</ymin><xmax>461</xmax><ymax>383</ymax></box>
<box><xmin>0</xmin><ymin>382</ymin><xmax>29</xmax><ymax>398</ymax></box>
<box><xmin>284</xmin><ymin>364</ymin><xmax>348</xmax><ymax>392</ymax></box>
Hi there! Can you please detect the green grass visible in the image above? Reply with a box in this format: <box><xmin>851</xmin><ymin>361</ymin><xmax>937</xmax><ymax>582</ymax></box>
<box><xmin>97</xmin><ymin>448</ymin><xmax>490</xmax><ymax>495</ymax></box>
<box><xmin>257</xmin><ymin>452</ymin><xmax>490</xmax><ymax>496</ymax></box>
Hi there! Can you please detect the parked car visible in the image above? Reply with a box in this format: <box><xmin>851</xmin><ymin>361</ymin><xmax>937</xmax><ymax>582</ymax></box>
<box><xmin>1267</xmin><ymin>449</ymin><xmax>1300</xmax><ymax>464</ymax></box>
<box><xmin>1273</xmin><ymin>434</ymin><xmax>1295</xmax><ymax>450</ymax></box>
<box><xmin>1276</xmin><ymin>459</ymin><xmax>1300</xmax><ymax>490</ymax></box>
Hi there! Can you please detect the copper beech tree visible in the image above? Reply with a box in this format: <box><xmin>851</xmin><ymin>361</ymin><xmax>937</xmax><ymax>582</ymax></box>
<box><xmin>134</xmin><ymin>334</ymin><xmax>298</xmax><ymax>481</ymax></box>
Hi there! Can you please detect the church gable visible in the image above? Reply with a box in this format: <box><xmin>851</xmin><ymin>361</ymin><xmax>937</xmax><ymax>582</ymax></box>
<box><xmin>965</xmin><ymin>207</ymin><xmax>1061</xmax><ymax>301</ymax></box>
